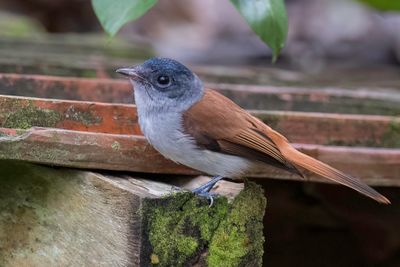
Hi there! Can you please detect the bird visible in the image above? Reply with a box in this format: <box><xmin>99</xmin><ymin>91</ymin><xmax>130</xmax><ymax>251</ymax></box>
<box><xmin>116</xmin><ymin>57</ymin><xmax>390</xmax><ymax>205</ymax></box>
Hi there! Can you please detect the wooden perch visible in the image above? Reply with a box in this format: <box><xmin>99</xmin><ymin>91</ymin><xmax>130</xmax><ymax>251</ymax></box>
<box><xmin>0</xmin><ymin>127</ymin><xmax>399</xmax><ymax>186</ymax></box>
<box><xmin>0</xmin><ymin>160</ymin><xmax>265</xmax><ymax>267</ymax></box>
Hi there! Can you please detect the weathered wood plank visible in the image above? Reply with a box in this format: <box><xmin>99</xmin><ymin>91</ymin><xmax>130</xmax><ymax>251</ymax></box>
<box><xmin>0</xmin><ymin>127</ymin><xmax>192</xmax><ymax>175</ymax></box>
<box><xmin>252</xmin><ymin>110</ymin><xmax>400</xmax><ymax>148</ymax></box>
<box><xmin>0</xmin><ymin>127</ymin><xmax>399</xmax><ymax>186</ymax></box>
<box><xmin>0</xmin><ymin>160</ymin><xmax>265</xmax><ymax>267</ymax></box>
<box><xmin>0</xmin><ymin>73</ymin><xmax>133</xmax><ymax>103</ymax></box>
<box><xmin>0</xmin><ymin>35</ymin><xmax>151</xmax><ymax>79</ymax></box>
<box><xmin>0</xmin><ymin>35</ymin><xmax>152</xmax><ymax>60</ymax></box>
<box><xmin>1</xmin><ymin>73</ymin><xmax>400</xmax><ymax>114</ymax></box>
<box><xmin>1</xmin><ymin>94</ymin><xmax>399</xmax><ymax>147</ymax></box>
<box><xmin>0</xmin><ymin>62</ymin><xmax>103</xmax><ymax>78</ymax></box>
<box><xmin>0</xmin><ymin>161</ymin><xmax>146</xmax><ymax>266</ymax></box>
<box><xmin>194</xmin><ymin>65</ymin><xmax>400</xmax><ymax>89</ymax></box>
<box><xmin>0</xmin><ymin>94</ymin><xmax>141</xmax><ymax>135</ymax></box>
<box><xmin>214</xmin><ymin>83</ymin><xmax>400</xmax><ymax>116</ymax></box>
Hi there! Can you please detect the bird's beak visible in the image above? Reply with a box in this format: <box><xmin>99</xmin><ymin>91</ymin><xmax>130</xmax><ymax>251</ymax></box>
<box><xmin>116</xmin><ymin>66</ymin><xmax>146</xmax><ymax>83</ymax></box>
<box><xmin>116</xmin><ymin>67</ymin><xmax>137</xmax><ymax>77</ymax></box>
<box><xmin>116</xmin><ymin>66</ymin><xmax>147</xmax><ymax>85</ymax></box>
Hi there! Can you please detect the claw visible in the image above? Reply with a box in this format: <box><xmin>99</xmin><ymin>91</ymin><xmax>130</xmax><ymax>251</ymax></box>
<box><xmin>192</xmin><ymin>176</ymin><xmax>224</xmax><ymax>207</ymax></box>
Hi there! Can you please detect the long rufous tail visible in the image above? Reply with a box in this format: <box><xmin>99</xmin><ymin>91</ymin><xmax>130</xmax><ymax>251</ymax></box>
<box><xmin>278</xmin><ymin>142</ymin><xmax>390</xmax><ymax>204</ymax></box>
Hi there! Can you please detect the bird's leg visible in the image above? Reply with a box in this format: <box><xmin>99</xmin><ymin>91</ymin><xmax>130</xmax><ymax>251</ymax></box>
<box><xmin>192</xmin><ymin>176</ymin><xmax>224</xmax><ymax>206</ymax></box>
<box><xmin>192</xmin><ymin>175</ymin><xmax>224</xmax><ymax>193</ymax></box>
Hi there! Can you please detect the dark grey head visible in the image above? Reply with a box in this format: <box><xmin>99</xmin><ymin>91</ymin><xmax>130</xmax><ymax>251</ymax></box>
<box><xmin>116</xmin><ymin>58</ymin><xmax>204</xmax><ymax>113</ymax></box>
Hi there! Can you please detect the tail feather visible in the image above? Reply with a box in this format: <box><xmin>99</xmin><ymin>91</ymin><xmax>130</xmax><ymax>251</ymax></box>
<box><xmin>280</xmin><ymin>144</ymin><xmax>390</xmax><ymax>204</ymax></box>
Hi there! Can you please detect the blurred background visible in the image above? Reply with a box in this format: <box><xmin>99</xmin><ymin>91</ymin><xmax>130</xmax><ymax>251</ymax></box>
<box><xmin>0</xmin><ymin>0</ymin><xmax>399</xmax><ymax>266</ymax></box>
<box><xmin>1</xmin><ymin>0</ymin><xmax>400</xmax><ymax>68</ymax></box>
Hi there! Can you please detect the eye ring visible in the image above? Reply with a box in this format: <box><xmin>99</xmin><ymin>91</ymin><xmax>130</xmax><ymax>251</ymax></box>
<box><xmin>157</xmin><ymin>75</ymin><xmax>171</xmax><ymax>87</ymax></box>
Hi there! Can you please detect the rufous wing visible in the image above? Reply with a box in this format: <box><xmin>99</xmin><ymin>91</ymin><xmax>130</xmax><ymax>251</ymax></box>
<box><xmin>183</xmin><ymin>89</ymin><xmax>302</xmax><ymax>176</ymax></box>
<box><xmin>182</xmin><ymin>89</ymin><xmax>390</xmax><ymax>204</ymax></box>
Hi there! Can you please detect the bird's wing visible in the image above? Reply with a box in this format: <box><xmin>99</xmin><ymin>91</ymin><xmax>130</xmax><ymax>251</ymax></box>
<box><xmin>182</xmin><ymin>89</ymin><xmax>302</xmax><ymax>175</ymax></box>
<box><xmin>182</xmin><ymin>89</ymin><xmax>390</xmax><ymax>204</ymax></box>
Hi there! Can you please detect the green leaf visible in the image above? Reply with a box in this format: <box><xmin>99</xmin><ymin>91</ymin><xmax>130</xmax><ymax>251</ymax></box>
<box><xmin>230</xmin><ymin>0</ymin><xmax>288</xmax><ymax>62</ymax></box>
<box><xmin>358</xmin><ymin>0</ymin><xmax>400</xmax><ymax>11</ymax></box>
<box><xmin>92</xmin><ymin>0</ymin><xmax>158</xmax><ymax>36</ymax></box>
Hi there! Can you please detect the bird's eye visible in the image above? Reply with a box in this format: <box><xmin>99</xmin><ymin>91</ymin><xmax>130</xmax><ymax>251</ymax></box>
<box><xmin>157</xmin><ymin>75</ymin><xmax>171</xmax><ymax>87</ymax></box>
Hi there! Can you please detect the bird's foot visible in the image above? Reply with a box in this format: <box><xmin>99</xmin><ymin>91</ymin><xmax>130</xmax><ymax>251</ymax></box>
<box><xmin>196</xmin><ymin>191</ymin><xmax>218</xmax><ymax>207</ymax></box>
<box><xmin>192</xmin><ymin>176</ymin><xmax>224</xmax><ymax>207</ymax></box>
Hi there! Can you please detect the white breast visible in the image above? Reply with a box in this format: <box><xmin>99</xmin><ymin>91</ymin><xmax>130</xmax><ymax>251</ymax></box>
<box><xmin>139</xmin><ymin>112</ymin><xmax>251</xmax><ymax>178</ymax></box>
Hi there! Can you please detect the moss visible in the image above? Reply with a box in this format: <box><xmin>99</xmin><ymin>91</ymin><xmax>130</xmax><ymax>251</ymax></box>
<box><xmin>142</xmin><ymin>182</ymin><xmax>266</xmax><ymax>267</ymax></box>
<box><xmin>3</xmin><ymin>102</ymin><xmax>62</xmax><ymax>129</ymax></box>
<box><xmin>382</xmin><ymin>119</ymin><xmax>400</xmax><ymax>148</ymax></box>
<box><xmin>142</xmin><ymin>192</ymin><xmax>229</xmax><ymax>267</ymax></box>
<box><xmin>208</xmin><ymin>182</ymin><xmax>266</xmax><ymax>267</ymax></box>
<box><xmin>1</xmin><ymin>100</ymin><xmax>102</xmax><ymax>129</ymax></box>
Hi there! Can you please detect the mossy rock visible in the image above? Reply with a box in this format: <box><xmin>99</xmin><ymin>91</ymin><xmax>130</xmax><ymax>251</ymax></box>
<box><xmin>141</xmin><ymin>182</ymin><xmax>266</xmax><ymax>267</ymax></box>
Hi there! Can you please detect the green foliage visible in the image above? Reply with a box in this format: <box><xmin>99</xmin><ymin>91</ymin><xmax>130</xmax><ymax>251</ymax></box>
<box><xmin>358</xmin><ymin>0</ymin><xmax>400</xmax><ymax>11</ymax></box>
<box><xmin>230</xmin><ymin>0</ymin><xmax>288</xmax><ymax>62</ymax></box>
<box><xmin>92</xmin><ymin>0</ymin><xmax>288</xmax><ymax>61</ymax></box>
<box><xmin>91</xmin><ymin>0</ymin><xmax>158</xmax><ymax>36</ymax></box>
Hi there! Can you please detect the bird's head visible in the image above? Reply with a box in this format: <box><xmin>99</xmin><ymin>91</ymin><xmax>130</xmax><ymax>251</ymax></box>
<box><xmin>116</xmin><ymin>57</ymin><xmax>203</xmax><ymax>112</ymax></box>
